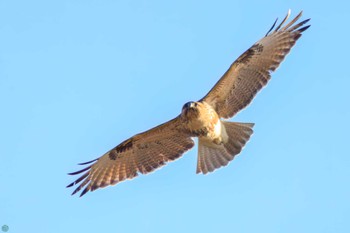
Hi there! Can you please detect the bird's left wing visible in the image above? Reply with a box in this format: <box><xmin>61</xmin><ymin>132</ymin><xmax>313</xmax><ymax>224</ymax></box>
<box><xmin>201</xmin><ymin>10</ymin><xmax>310</xmax><ymax>119</ymax></box>
<box><xmin>67</xmin><ymin>116</ymin><xmax>194</xmax><ymax>197</ymax></box>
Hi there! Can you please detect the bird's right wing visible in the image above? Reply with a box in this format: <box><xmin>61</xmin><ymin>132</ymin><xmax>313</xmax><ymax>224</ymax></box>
<box><xmin>67</xmin><ymin>116</ymin><xmax>194</xmax><ymax>197</ymax></box>
<box><xmin>201</xmin><ymin>10</ymin><xmax>310</xmax><ymax>119</ymax></box>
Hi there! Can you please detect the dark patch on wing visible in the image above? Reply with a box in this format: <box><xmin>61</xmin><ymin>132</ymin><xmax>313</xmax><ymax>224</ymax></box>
<box><xmin>190</xmin><ymin>127</ymin><xmax>209</xmax><ymax>137</ymax></box>
<box><xmin>109</xmin><ymin>150</ymin><xmax>118</xmax><ymax>160</ymax></box>
<box><xmin>116</xmin><ymin>138</ymin><xmax>133</xmax><ymax>152</ymax></box>
<box><xmin>136</xmin><ymin>143</ymin><xmax>149</xmax><ymax>150</ymax></box>
<box><xmin>109</xmin><ymin>138</ymin><xmax>134</xmax><ymax>160</ymax></box>
<box><xmin>236</xmin><ymin>43</ymin><xmax>264</xmax><ymax>64</ymax></box>
<box><xmin>255</xmin><ymin>43</ymin><xmax>263</xmax><ymax>52</ymax></box>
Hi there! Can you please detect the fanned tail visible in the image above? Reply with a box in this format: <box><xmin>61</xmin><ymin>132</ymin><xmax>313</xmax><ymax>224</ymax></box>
<box><xmin>197</xmin><ymin>122</ymin><xmax>254</xmax><ymax>174</ymax></box>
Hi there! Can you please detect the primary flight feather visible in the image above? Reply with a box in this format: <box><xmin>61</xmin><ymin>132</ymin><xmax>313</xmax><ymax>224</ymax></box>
<box><xmin>67</xmin><ymin>10</ymin><xmax>310</xmax><ymax>197</ymax></box>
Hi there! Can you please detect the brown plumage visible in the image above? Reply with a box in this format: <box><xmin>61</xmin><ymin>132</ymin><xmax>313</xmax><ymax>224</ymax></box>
<box><xmin>67</xmin><ymin>10</ymin><xmax>310</xmax><ymax>197</ymax></box>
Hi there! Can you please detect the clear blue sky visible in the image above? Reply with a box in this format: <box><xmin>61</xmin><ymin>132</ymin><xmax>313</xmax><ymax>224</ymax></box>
<box><xmin>1</xmin><ymin>1</ymin><xmax>349</xmax><ymax>232</ymax></box>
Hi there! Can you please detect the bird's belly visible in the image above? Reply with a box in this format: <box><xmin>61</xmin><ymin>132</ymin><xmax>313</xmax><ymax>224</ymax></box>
<box><xmin>202</xmin><ymin>120</ymin><xmax>228</xmax><ymax>145</ymax></box>
<box><xmin>189</xmin><ymin>117</ymin><xmax>227</xmax><ymax>145</ymax></box>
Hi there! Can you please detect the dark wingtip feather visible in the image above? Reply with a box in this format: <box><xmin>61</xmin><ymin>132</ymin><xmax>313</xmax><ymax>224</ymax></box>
<box><xmin>68</xmin><ymin>166</ymin><xmax>91</xmax><ymax>175</ymax></box>
<box><xmin>67</xmin><ymin>171</ymin><xmax>89</xmax><ymax>189</ymax></box>
<box><xmin>288</xmin><ymin>18</ymin><xmax>311</xmax><ymax>32</ymax></box>
<box><xmin>78</xmin><ymin>158</ymin><xmax>98</xmax><ymax>165</ymax></box>
<box><xmin>265</xmin><ymin>18</ymin><xmax>278</xmax><ymax>37</ymax></box>
<box><xmin>71</xmin><ymin>189</ymin><xmax>78</xmax><ymax>195</ymax></box>
<box><xmin>298</xmin><ymin>24</ymin><xmax>311</xmax><ymax>33</ymax></box>
<box><xmin>71</xmin><ymin>186</ymin><xmax>81</xmax><ymax>195</ymax></box>
<box><xmin>69</xmin><ymin>177</ymin><xmax>91</xmax><ymax>196</ymax></box>
<box><xmin>297</xmin><ymin>18</ymin><xmax>311</xmax><ymax>28</ymax></box>
<box><xmin>80</xmin><ymin>187</ymin><xmax>89</xmax><ymax>197</ymax></box>
<box><xmin>302</xmin><ymin>18</ymin><xmax>311</xmax><ymax>25</ymax></box>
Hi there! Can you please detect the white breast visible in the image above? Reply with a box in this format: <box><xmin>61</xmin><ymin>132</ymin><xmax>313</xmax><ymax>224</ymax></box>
<box><xmin>213</xmin><ymin>120</ymin><xmax>229</xmax><ymax>143</ymax></box>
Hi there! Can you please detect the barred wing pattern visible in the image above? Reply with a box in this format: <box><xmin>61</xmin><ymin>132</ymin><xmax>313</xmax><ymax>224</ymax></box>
<box><xmin>67</xmin><ymin>117</ymin><xmax>194</xmax><ymax>197</ymax></box>
<box><xmin>202</xmin><ymin>10</ymin><xmax>310</xmax><ymax>118</ymax></box>
<box><xmin>67</xmin><ymin>10</ymin><xmax>310</xmax><ymax>197</ymax></box>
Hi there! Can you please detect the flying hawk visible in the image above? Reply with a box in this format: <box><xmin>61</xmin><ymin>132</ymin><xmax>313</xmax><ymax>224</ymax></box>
<box><xmin>67</xmin><ymin>10</ymin><xmax>310</xmax><ymax>197</ymax></box>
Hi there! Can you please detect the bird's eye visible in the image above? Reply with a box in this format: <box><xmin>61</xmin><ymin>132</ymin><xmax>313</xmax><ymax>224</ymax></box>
<box><xmin>194</xmin><ymin>102</ymin><xmax>198</xmax><ymax>107</ymax></box>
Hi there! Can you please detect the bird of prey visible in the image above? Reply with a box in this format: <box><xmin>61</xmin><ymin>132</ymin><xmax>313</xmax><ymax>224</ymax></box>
<box><xmin>67</xmin><ymin>10</ymin><xmax>310</xmax><ymax>197</ymax></box>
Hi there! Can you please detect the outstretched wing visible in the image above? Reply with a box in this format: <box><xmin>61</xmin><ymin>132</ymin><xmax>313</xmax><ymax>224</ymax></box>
<box><xmin>201</xmin><ymin>10</ymin><xmax>310</xmax><ymax>119</ymax></box>
<box><xmin>67</xmin><ymin>116</ymin><xmax>194</xmax><ymax>197</ymax></box>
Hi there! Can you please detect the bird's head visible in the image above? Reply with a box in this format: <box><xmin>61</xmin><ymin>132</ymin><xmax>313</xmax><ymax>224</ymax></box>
<box><xmin>181</xmin><ymin>101</ymin><xmax>199</xmax><ymax>118</ymax></box>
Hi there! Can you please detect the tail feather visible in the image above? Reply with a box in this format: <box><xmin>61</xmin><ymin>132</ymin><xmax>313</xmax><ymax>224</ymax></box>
<box><xmin>223</xmin><ymin>122</ymin><xmax>254</xmax><ymax>155</ymax></box>
<box><xmin>196</xmin><ymin>122</ymin><xmax>254</xmax><ymax>174</ymax></box>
